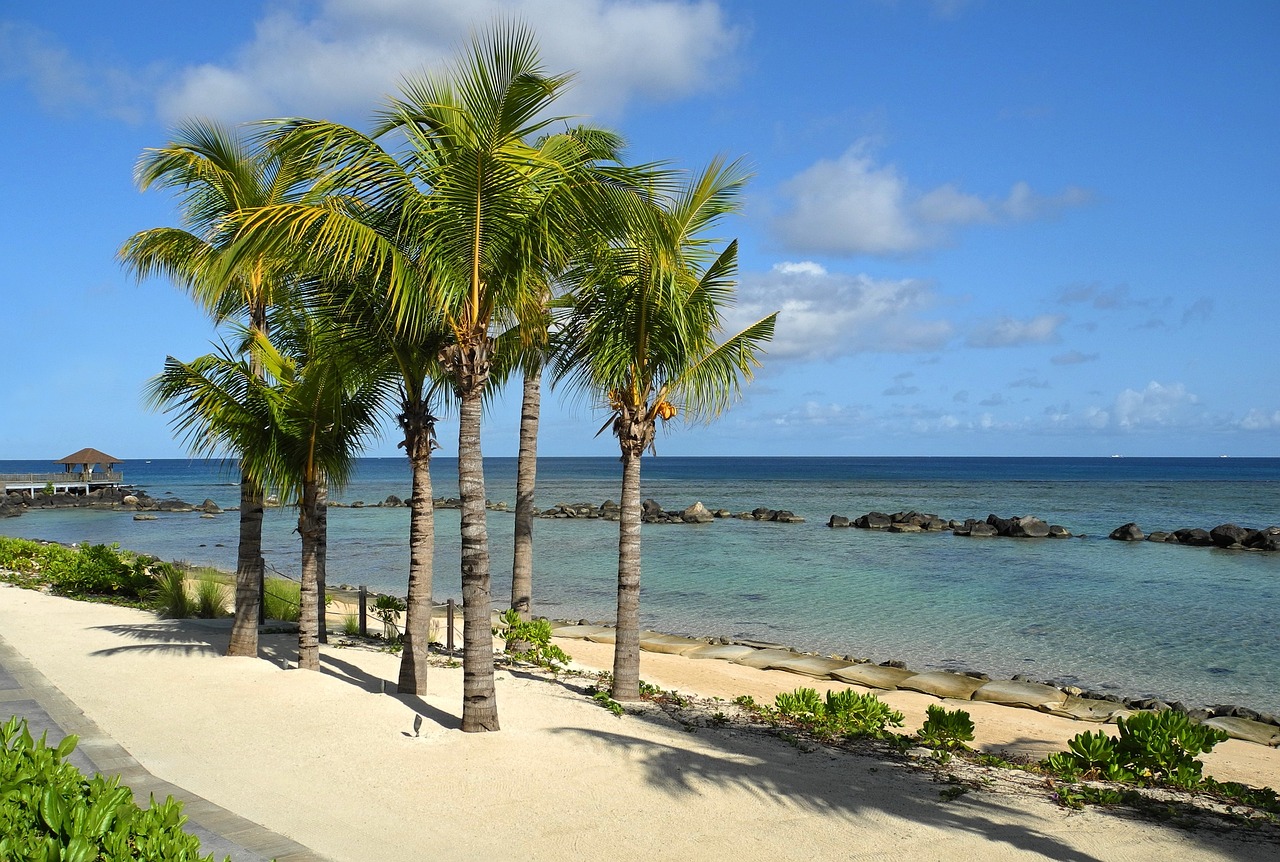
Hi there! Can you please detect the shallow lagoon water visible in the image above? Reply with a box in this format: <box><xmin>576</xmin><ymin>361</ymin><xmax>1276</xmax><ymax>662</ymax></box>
<box><xmin>3</xmin><ymin>456</ymin><xmax>1277</xmax><ymax>713</ymax></box>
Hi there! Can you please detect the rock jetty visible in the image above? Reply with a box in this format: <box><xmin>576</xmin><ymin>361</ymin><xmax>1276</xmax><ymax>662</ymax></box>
<box><xmin>828</xmin><ymin>510</ymin><xmax>1072</xmax><ymax>538</ymax></box>
<box><xmin>1109</xmin><ymin>521</ymin><xmax>1280</xmax><ymax>551</ymax></box>
<box><xmin>534</xmin><ymin>499</ymin><xmax>804</xmax><ymax>524</ymax></box>
<box><xmin>0</xmin><ymin>487</ymin><xmax>203</xmax><ymax>518</ymax></box>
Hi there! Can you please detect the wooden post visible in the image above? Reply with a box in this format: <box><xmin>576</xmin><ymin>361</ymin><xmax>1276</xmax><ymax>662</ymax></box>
<box><xmin>257</xmin><ymin>565</ymin><xmax>265</xmax><ymax>625</ymax></box>
<box><xmin>446</xmin><ymin>598</ymin><xmax>455</xmax><ymax>656</ymax></box>
<box><xmin>358</xmin><ymin>586</ymin><xmax>368</xmax><ymax>637</ymax></box>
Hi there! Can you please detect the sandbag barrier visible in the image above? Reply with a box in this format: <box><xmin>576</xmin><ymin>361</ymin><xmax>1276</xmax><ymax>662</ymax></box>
<box><xmin>547</xmin><ymin>620</ymin><xmax>1280</xmax><ymax>748</ymax></box>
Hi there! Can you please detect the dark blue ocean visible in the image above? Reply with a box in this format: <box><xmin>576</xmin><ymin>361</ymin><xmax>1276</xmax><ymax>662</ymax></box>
<box><xmin>3</xmin><ymin>456</ymin><xmax>1278</xmax><ymax>712</ymax></box>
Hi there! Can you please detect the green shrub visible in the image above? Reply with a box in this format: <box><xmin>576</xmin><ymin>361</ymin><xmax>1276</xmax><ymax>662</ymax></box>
<box><xmin>341</xmin><ymin>614</ymin><xmax>361</xmax><ymax>636</ymax></box>
<box><xmin>372</xmin><ymin>594</ymin><xmax>406</xmax><ymax>642</ymax></box>
<box><xmin>918</xmin><ymin>705</ymin><xmax>976</xmax><ymax>751</ymax></box>
<box><xmin>1043</xmin><ymin>710</ymin><xmax>1229</xmax><ymax>790</ymax></box>
<box><xmin>772</xmin><ymin>687</ymin><xmax>904</xmax><ymax>740</ymax></box>
<box><xmin>0</xmin><ymin>715</ymin><xmax>226</xmax><ymax>861</ymax></box>
<box><xmin>495</xmin><ymin>609</ymin><xmax>571</xmax><ymax>671</ymax></box>
<box><xmin>194</xmin><ymin>575</ymin><xmax>229</xmax><ymax>619</ymax></box>
<box><xmin>262</xmin><ymin>577</ymin><xmax>300</xmax><ymax>622</ymax></box>
<box><xmin>152</xmin><ymin>563</ymin><xmax>195</xmax><ymax>619</ymax></box>
<box><xmin>46</xmin><ymin>544</ymin><xmax>152</xmax><ymax>600</ymax></box>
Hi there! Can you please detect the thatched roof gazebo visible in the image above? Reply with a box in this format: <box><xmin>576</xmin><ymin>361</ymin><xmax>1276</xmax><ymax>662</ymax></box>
<box><xmin>57</xmin><ymin>448</ymin><xmax>123</xmax><ymax>476</ymax></box>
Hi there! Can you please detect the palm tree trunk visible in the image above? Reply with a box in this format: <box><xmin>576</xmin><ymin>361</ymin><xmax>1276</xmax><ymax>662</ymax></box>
<box><xmin>315</xmin><ymin>474</ymin><xmax>329</xmax><ymax>645</ymax></box>
<box><xmin>509</xmin><ymin>366</ymin><xmax>540</xmax><ymax>645</ymax></box>
<box><xmin>398</xmin><ymin>405</ymin><xmax>435</xmax><ymax>694</ymax></box>
<box><xmin>227</xmin><ymin>471</ymin><xmax>263</xmax><ymax>657</ymax></box>
<box><xmin>612</xmin><ymin>442</ymin><xmax>644</xmax><ymax>701</ymax></box>
<box><xmin>451</xmin><ymin>340</ymin><xmax>499</xmax><ymax>732</ymax></box>
<box><xmin>297</xmin><ymin>478</ymin><xmax>323</xmax><ymax>671</ymax></box>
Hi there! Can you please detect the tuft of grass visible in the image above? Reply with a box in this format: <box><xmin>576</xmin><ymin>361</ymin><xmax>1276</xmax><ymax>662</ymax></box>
<box><xmin>263</xmin><ymin>577</ymin><xmax>301</xmax><ymax>622</ymax></box>
<box><xmin>195</xmin><ymin>573</ymin><xmax>229</xmax><ymax>618</ymax></box>
<box><xmin>152</xmin><ymin>562</ymin><xmax>194</xmax><ymax>619</ymax></box>
<box><xmin>342</xmin><ymin>614</ymin><xmax>361</xmax><ymax>636</ymax></box>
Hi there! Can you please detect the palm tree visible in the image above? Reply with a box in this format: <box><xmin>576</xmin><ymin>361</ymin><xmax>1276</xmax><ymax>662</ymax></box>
<box><xmin>224</xmin><ymin>25</ymin><xmax>640</xmax><ymax>730</ymax></box>
<box><xmin>552</xmin><ymin>160</ymin><xmax>777</xmax><ymax>701</ymax></box>
<box><xmin>121</xmin><ymin>120</ymin><xmax>306</xmax><ymax>658</ymax></box>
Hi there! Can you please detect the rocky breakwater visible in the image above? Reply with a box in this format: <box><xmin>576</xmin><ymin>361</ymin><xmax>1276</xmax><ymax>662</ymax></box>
<box><xmin>828</xmin><ymin>509</ymin><xmax>1072</xmax><ymax>538</ymax></box>
<box><xmin>0</xmin><ymin>487</ymin><xmax>212</xmax><ymax>520</ymax></box>
<box><xmin>326</xmin><ymin>495</ymin><xmax>509</xmax><ymax>512</ymax></box>
<box><xmin>535</xmin><ymin>499</ymin><xmax>804</xmax><ymax>525</ymax></box>
<box><xmin>1109</xmin><ymin>521</ymin><xmax>1280</xmax><ymax>551</ymax></box>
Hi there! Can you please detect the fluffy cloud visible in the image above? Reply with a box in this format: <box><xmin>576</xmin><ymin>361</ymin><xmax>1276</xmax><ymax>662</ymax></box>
<box><xmin>155</xmin><ymin>0</ymin><xmax>738</xmax><ymax>123</ymax></box>
<box><xmin>1237</xmin><ymin>409</ymin><xmax>1280</xmax><ymax>431</ymax></box>
<box><xmin>1112</xmin><ymin>381</ymin><xmax>1199</xmax><ymax>429</ymax></box>
<box><xmin>966</xmin><ymin>314</ymin><xmax>1065</xmax><ymax>348</ymax></box>
<box><xmin>771</xmin><ymin>139</ymin><xmax>1090</xmax><ymax>256</ymax></box>
<box><xmin>725</xmin><ymin>261</ymin><xmax>953</xmax><ymax>360</ymax></box>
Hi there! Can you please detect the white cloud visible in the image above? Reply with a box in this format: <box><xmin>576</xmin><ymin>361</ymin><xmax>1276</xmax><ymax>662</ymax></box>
<box><xmin>726</xmin><ymin>264</ymin><xmax>953</xmax><ymax>360</ymax></box>
<box><xmin>154</xmin><ymin>0</ymin><xmax>739</xmax><ymax>124</ymax></box>
<box><xmin>966</xmin><ymin>314</ymin><xmax>1065</xmax><ymax>348</ymax></box>
<box><xmin>772</xmin><ymin>139</ymin><xmax>1091</xmax><ymax>256</ymax></box>
<box><xmin>1113</xmin><ymin>381</ymin><xmax>1198</xmax><ymax>429</ymax></box>
<box><xmin>1238</xmin><ymin>409</ymin><xmax>1280</xmax><ymax>431</ymax></box>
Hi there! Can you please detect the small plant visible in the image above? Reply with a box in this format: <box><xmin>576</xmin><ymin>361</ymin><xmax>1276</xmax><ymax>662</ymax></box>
<box><xmin>342</xmin><ymin>614</ymin><xmax>361</xmax><ymax>636</ymax></box>
<box><xmin>194</xmin><ymin>573</ymin><xmax>229</xmax><ymax>618</ymax></box>
<box><xmin>42</xmin><ymin>481</ymin><xmax>55</xmax><ymax>496</ymax></box>
<box><xmin>918</xmin><ymin>705</ymin><xmax>976</xmax><ymax>751</ymax></box>
<box><xmin>151</xmin><ymin>562</ymin><xmax>194</xmax><ymax>619</ymax></box>
<box><xmin>495</xmin><ymin>609</ymin><xmax>571</xmax><ymax>671</ymax></box>
<box><xmin>771</xmin><ymin>687</ymin><xmax>904</xmax><ymax>740</ymax></box>
<box><xmin>592</xmin><ymin>690</ymin><xmax>624</xmax><ymax>717</ymax></box>
<box><xmin>1042</xmin><ymin>710</ymin><xmax>1229</xmax><ymax>791</ymax></box>
<box><xmin>373</xmin><ymin>594</ymin><xmax>406</xmax><ymax>643</ymax></box>
<box><xmin>262</xmin><ymin>577</ymin><xmax>301</xmax><ymax>622</ymax></box>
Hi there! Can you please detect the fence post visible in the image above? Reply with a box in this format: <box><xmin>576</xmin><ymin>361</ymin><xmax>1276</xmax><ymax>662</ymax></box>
<box><xmin>358</xmin><ymin>586</ymin><xmax>367</xmax><ymax>637</ymax></box>
<box><xmin>257</xmin><ymin>562</ymin><xmax>265</xmax><ymax>625</ymax></box>
<box><xmin>446</xmin><ymin>598</ymin><xmax>455</xmax><ymax>656</ymax></box>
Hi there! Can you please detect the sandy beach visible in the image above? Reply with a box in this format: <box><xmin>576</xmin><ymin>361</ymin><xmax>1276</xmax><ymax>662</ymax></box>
<box><xmin>1</xmin><ymin>584</ymin><xmax>1277</xmax><ymax>862</ymax></box>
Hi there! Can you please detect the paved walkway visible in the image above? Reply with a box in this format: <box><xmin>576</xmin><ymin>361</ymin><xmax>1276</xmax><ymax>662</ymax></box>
<box><xmin>0</xmin><ymin>632</ymin><xmax>326</xmax><ymax>862</ymax></box>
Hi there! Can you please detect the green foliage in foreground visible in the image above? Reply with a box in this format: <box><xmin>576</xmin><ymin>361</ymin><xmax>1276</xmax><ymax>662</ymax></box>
<box><xmin>1043</xmin><ymin>710</ymin><xmax>1228</xmax><ymax>790</ymax></box>
<box><xmin>496</xmin><ymin>609</ymin><xmax>571</xmax><ymax>672</ymax></box>
<box><xmin>152</xmin><ymin>562</ymin><xmax>195</xmax><ymax>618</ymax></box>
<box><xmin>0</xmin><ymin>537</ymin><xmax>153</xmax><ymax>601</ymax></box>
<box><xmin>262</xmin><ymin>577</ymin><xmax>301</xmax><ymax>622</ymax></box>
<box><xmin>762</xmin><ymin>687</ymin><xmax>905</xmax><ymax>740</ymax></box>
<box><xmin>0</xmin><ymin>715</ymin><xmax>226</xmax><ymax>862</ymax></box>
<box><xmin>918</xmin><ymin>705</ymin><xmax>976</xmax><ymax>751</ymax></box>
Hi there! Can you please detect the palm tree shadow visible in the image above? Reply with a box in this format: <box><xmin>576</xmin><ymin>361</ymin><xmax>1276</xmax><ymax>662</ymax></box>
<box><xmin>318</xmin><ymin>653</ymin><xmax>460</xmax><ymax>731</ymax></box>
<box><xmin>551</xmin><ymin>713</ymin><xmax>1097</xmax><ymax>862</ymax></box>
<box><xmin>88</xmin><ymin>621</ymin><xmax>295</xmax><ymax>665</ymax></box>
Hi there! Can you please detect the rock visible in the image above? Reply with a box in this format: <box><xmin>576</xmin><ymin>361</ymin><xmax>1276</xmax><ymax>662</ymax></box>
<box><xmin>986</xmin><ymin>514</ymin><xmax>1014</xmax><ymax>535</ymax></box>
<box><xmin>681</xmin><ymin>501</ymin><xmax>715</xmax><ymax>524</ymax></box>
<box><xmin>122</xmin><ymin>494</ymin><xmax>139</xmax><ymax>505</ymax></box>
<box><xmin>827</xmin><ymin>515</ymin><xmax>850</xmax><ymax>528</ymax></box>
<box><xmin>200</xmin><ymin>498</ymin><xmax>221</xmax><ymax>514</ymax></box>
<box><xmin>965</xmin><ymin>522</ymin><xmax>998</xmax><ymax>537</ymax></box>
<box><xmin>1047</xmin><ymin>525</ymin><xmax>1072</xmax><ymax>538</ymax></box>
<box><xmin>133</xmin><ymin>514</ymin><xmax>158</xmax><ymax>521</ymax></box>
<box><xmin>1210</xmin><ymin>523</ymin><xmax>1249</xmax><ymax>548</ymax></box>
<box><xmin>1008</xmin><ymin>516</ymin><xmax>1050</xmax><ymax>538</ymax></box>
<box><xmin>641</xmin><ymin>499</ymin><xmax>663</xmax><ymax>521</ymax></box>
<box><xmin>972</xmin><ymin>680</ymin><xmax>1068</xmax><ymax>709</ymax></box>
<box><xmin>751</xmin><ymin>507</ymin><xmax>776</xmax><ymax>521</ymax></box>
<box><xmin>1146</xmin><ymin>531</ymin><xmax>1173</xmax><ymax>542</ymax></box>
<box><xmin>887</xmin><ymin>523</ymin><xmax>922</xmax><ymax>533</ymax></box>
<box><xmin>770</xmin><ymin>510</ymin><xmax>804</xmax><ymax>523</ymax></box>
<box><xmin>1109</xmin><ymin>522</ymin><xmax>1144</xmax><ymax>541</ymax></box>
<box><xmin>200</xmin><ymin>513</ymin><xmax>216</xmax><ymax>519</ymax></box>
<box><xmin>1174</xmin><ymin>527</ymin><xmax>1214</xmax><ymax>546</ymax></box>
<box><xmin>1245</xmin><ymin>526</ymin><xmax>1280</xmax><ymax>551</ymax></box>
<box><xmin>854</xmin><ymin>512</ymin><xmax>891</xmax><ymax>529</ymax></box>
<box><xmin>384</xmin><ymin>495</ymin><xmax>403</xmax><ymax>507</ymax></box>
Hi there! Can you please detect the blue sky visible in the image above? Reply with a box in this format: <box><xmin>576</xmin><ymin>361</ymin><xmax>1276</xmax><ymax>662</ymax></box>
<box><xmin>2</xmin><ymin>0</ymin><xmax>1276</xmax><ymax>460</ymax></box>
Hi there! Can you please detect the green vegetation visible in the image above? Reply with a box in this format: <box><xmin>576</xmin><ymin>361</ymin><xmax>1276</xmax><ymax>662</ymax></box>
<box><xmin>496</xmin><ymin>609</ymin><xmax>571</xmax><ymax>672</ymax></box>
<box><xmin>372</xmin><ymin>594</ymin><xmax>405</xmax><ymax>643</ymax></box>
<box><xmin>0</xmin><ymin>537</ymin><xmax>153</xmax><ymax>602</ymax></box>
<box><xmin>0</xmin><ymin>715</ymin><xmax>226</xmax><ymax>862</ymax></box>
<box><xmin>341</xmin><ymin>614</ymin><xmax>361</xmax><ymax>636</ymax></box>
<box><xmin>745</xmin><ymin>687</ymin><xmax>905</xmax><ymax>741</ymax></box>
<box><xmin>152</xmin><ymin>562</ymin><xmax>196</xmax><ymax>619</ymax></box>
<box><xmin>262</xmin><ymin>577</ymin><xmax>301</xmax><ymax>622</ymax></box>
<box><xmin>194</xmin><ymin>574</ymin><xmax>229</xmax><ymax>619</ymax></box>
<box><xmin>918</xmin><ymin>705</ymin><xmax>976</xmax><ymax>751</ymax></box>
<box><xmin>1043</xmin><ymin>710</ymin><xmax>1227</xmax><ymax>790</ymax></box>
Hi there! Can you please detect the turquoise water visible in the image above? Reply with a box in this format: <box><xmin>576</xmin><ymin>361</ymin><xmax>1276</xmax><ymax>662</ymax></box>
<box><xmin>3</xmin><ymin>456</ymin><xmax>1278</xmax><ymax>712</ymax></box>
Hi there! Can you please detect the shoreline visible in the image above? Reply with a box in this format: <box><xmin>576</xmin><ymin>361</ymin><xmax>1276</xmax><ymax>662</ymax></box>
<box><xmin>0</xmin><ymin>583</ymin><xmax>1277</xmax><ymax>862</ymax></box>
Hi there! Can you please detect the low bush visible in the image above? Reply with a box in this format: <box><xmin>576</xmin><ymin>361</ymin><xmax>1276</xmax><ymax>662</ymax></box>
<box><xmin>0</xmin><ymin>538</ymin><xmax>152</xmax><ymax>601</ymax></box>
<box><xmin>152</xmin><ymin>563</ymin><xmax>195</xmax><ymax>619</ymax></box>
<box><xmin>770</xmin><ymin>687</ymin><xmax>904</xmax><ymax>740</ymax></box>
<box><xmin>495</xmin><ymin>609</ymin><xmax>571</xmax><ymax>671</ymax></box>
<box><xmin>194</xmin><ymin>574</ymin><xmax>229</xmax><ymax>619</ymax></box>
<box><xmin>262</xmin><ymin>577</ymin><xmax>301</xmax><ymax>622</ymax></box>
<box><xmin>1043</xmin><ymin>710</ymin><xmax>1229</xmax><ymax>790</ymax></box>
<box><xmin>918</xmin><ymin>705</ymin><xmax>976</xmax><ymax>751</ymax></box>
<box><xmin>0</xmin><ymin>715</ymin><xmax>227</xmax><ymax>861</ymax></box>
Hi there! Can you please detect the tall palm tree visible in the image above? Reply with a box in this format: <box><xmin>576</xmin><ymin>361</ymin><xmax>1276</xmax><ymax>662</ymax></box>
<box><xmin>553</xmin><ymin>160</ymin><xmax>777</xmax><ymax>701</ymax></box>
<box><xmin>121</xmin><ymin>120</ymin><xmax>306</xmax><ymax>658</ymax></box>
<box><xmin>224</xmin><ymin>25</ymin><xmax>640</xmax><ymax>731</ymax></box>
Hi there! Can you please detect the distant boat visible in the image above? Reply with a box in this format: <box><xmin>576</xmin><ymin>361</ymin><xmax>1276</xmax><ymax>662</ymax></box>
<box><xmin>1110</xmin><ymin>454</ymin><xmax>1123</xmax><ymax>458</ymax></box>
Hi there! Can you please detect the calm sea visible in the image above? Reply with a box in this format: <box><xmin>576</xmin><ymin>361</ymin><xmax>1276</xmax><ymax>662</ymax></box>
<box><xmin>3</xmin><ymin>456</ymin><xmax>1278</xmax><ymax>712</ymax></box>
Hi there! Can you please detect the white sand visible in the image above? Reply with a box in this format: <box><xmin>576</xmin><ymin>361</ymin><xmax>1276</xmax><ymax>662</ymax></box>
<box><xmin>2</xmin><ymin>584</ymin><xmax>1276</xmax><ymax>862</ymax></box>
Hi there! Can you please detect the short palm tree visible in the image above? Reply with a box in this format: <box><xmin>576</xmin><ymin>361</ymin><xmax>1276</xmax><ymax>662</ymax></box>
<box><xmin>121</xmin><ymin>120</ymin><xmax>307</xmax><ymax>658</ymax></box>
<box><xmin>553</xmin><ymin>159</ymin><xmax>777</xmax><ymax>701</ymax></box>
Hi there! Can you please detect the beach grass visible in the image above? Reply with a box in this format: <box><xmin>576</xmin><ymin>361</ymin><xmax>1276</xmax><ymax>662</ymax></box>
<box><xmin>263</xmin><ymin>576</ymin><xmax>301</xmax><ymax>622</ymax></box>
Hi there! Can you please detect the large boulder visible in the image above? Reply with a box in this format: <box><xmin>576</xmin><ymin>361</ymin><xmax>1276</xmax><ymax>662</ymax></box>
<box><xmin>1047</xmin><ymin>524</ymin><xmax>1072</xmax><ymax>538</ymax></box>
<box><xmin>641</xmin><ymin>499</ymin><xmax>664</xmax><ymax>521</ymax></box>
<box><xmin>1007</xmin><ymin>516</ymin><xmax>1050</xmax><ymax>538</ymax></box>
<box><xmin>965</xmin><ymin>521</ymin><xmax>999</xmax><ymax>537</ymax></box>
<box><xmin>1209</xmin><ymin>523</ymin><xmax>1249</xmax><ymax>548</ymax></box>
<box><xmin>986</xmin><ymin>514</ymin><xmax>1014</xmax><ymax>535</ymax></box>
<box><xmin>1109</xmin><ymin>522</ymin><xmax>1144</xmax><ymax>541</ymax></box>
<box><xmin>770</xmin><ymin>510</ymin><xmax>805</xmax><ymax>524</ymax></box>
<box><xmin>681</xmin><ymin>501</ymin><xmax>715</xmax><ymax>524</ymax></box>
<box><xmin>827</xmin><ymin>514</ymin><xmax>850</xmax><ymax>528</ymax></box>
<box><xmin>854</xmin><ymin>512</ymin><xmax>891</xmax><ymax>529</ymax></box>
<box><xmin>200</xmin><ymin>498</ymin><xmax>221</xmax><ymax>514</ymax></box>
<box><xmin>1244</xmin><ymin>526</ymin><xmax>1280</xmax><ymax>551</ymax></box>
<box><xmin>1174</xmin><ymin>527</ymin><xmax>1214</xmax><ymax>546</ymax></box>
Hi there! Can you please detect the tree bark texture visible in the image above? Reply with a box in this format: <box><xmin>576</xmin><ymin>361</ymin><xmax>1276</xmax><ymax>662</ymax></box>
<box><xmin>227</xmin><ymin>472</ymin><xmax>263</xmax><ymax>657</ymax></box>
<box><xmin>447</xmin><ymin>339</ymin><xmax>500</xmax><ymax>731</ymax></box>
<box><xmin>297</xmin><ymin>478</ymin><xmax>324</xmax><ymax>671</ymax></box>
<box><xmin>612</xmin><ymin>442</ymin><xmax>645</xmax><ymax>701</ymax></box>
<box><xmin>510</xmin><ymin>367</ymin><xmax>540</xmax><ymax>630</ymax></box>
<box><xmin>315</xmin><ymin>474</ymin><xmax>328</xmax><ymax>645</ymax></box>
<box><xmin>398</xmin><ymin>403</ymin><xmax>436</xmax><ymax>694</ymax></box>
